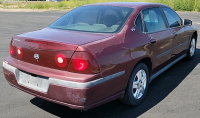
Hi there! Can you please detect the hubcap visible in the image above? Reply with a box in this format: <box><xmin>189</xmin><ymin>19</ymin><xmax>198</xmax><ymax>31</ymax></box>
<box><xmin>190</xmin><ymin>38</ymin><xmax>196</xmax><ymax>56</ymax></box>
<box><xmin>132</xmin><ymin>69</ymin><xmax>147</xmax><ymax>99</ymax></box>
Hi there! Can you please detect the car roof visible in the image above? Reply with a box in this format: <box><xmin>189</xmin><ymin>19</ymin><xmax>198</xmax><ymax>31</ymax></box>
<box><xmin>85</xmin><ymin>2</ymin><xmax>168</xmax><ymax>8</ymax></box>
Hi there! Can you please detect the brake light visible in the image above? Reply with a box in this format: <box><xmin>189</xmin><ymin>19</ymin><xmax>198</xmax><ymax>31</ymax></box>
<box><xmin>55</xmin><ymin>53</ymin><xmax>67</xmax><ymax>68</ymax></box>
<box><xmin>68</xmin><ymin>52</ymin><xmax>100</xmax><ymax>74</ymax></box>
<box><xmin>72</xmin><ymin>59</ymin><xmax>88</xmax><ymax>71</ymax></box>
<box><xmin>16</xmin><ymin>47</ymin><xmax>23</xmax><ymax>58</ymax></box>
<box><xmin>30</xmin><ymin>40</ymin><xmax>46</xmax><ymax>45</ymax></box>
<box><xmin>10</xmin><ymin>43</ymin><xmax>14</xmax><ymax>55</ymax></box>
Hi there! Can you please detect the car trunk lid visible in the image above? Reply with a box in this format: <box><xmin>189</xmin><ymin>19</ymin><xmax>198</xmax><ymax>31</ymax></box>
<box><xmin>10</xmin><ymin>28</ymin><xmax>112</xmax><ymax>72</ymax></box>
<box><xmin>15</xmin><ymin>27</ymin><xmax>113</xmax><ymax>50</ymax></box>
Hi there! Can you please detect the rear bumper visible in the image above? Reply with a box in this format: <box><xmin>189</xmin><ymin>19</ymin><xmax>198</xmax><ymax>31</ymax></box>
<box><xmin>3</xmin><ymin>57</ymin><xmax>129</xmax><ymax>110</ymax></box>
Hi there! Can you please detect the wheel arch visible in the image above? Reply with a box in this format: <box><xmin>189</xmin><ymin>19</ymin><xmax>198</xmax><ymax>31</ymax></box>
<box><xmin>129</xmin><ymin>56</ymin><xmax>152</xmax><ymax>80</ymax></box>
<box><xmin>193</xmin><ymin>31</ymin><xmax>198</xmax><ymax>40</ymax></box>
<box><xmin>137</xmin><ymin>57</ymin><xmax>152</xmax><ymax>78</ymax></box>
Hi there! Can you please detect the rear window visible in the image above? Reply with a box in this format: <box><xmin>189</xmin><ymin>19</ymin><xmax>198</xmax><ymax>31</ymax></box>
<box><xmin>49</xmin><ymin>6</ymin><xmax>134</xmax><ymax>33</ymax></box>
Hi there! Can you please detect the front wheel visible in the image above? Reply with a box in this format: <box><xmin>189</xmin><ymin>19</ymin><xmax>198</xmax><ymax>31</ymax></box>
<box><xmin>186</xmin><ymin>35</ymin><xmax>196</xmax><ymax>60</ymax></box>
<box><xmin>120</xmin><ymin>63</ymin><xmax>149</xmax><ymax>106</ymax></box>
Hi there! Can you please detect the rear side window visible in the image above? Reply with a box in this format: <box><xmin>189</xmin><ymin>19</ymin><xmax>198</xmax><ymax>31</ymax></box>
<box><xmin>142</xmin><ymin>8</ymin><xmax>166</xmax><ymax>33</ymax></box>
<box><xmin>162</xmin><ymin>7</ymin><xmax>182</xmax><ymax>28</ymax></box>
<box><xmin>135</xmin><ymin>14</ymin><xmax>143</xmax><ymax>32</ymax></box>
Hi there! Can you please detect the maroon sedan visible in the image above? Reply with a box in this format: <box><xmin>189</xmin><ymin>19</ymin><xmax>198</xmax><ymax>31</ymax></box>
<box><xmin>3</xmin><ymin>2</ymin><xmax>198</xmax><ymax>110</ymax></box>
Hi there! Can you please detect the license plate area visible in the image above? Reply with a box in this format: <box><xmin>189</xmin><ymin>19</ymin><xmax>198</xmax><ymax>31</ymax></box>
<box><xmin>17</xmin><ymin>70</ymin><xmax>49</xmax><ymax>93</ymax></box>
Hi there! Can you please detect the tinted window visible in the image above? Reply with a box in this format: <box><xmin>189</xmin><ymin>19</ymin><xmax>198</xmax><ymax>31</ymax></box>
<box><xmin>142</xmin><ymin>8</ymin><xmax>166</xmax><ymax>32</ymax></box>
<box><xmin>76</xmin><ymin>9</ymin><xmax>99</xmax><ymax>25</ymax></box>
<box><xmin>104</xmin><ymin>9</ymin><xmax>119</xmax><ymax>19</ymax></box>
<box><xmin>162</xmin><ymin>7</ymin><xmax>182</xmax><ymax>28</ymax></box>
<box><xmin>135</xmin><ymin>14</ymin><xmax>143</xmax><ymax>32</ymax></box>
<box><xmin>49</xmin><ymin>6</ymin><xmax>134</xmax><ymax>33</ymax></box>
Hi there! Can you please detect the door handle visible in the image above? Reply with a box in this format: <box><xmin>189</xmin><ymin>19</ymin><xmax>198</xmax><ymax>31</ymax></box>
<box><xmin>150</xmin><ymin>39</ymin><xmax>157</xmax><ymax>44</ymax></box>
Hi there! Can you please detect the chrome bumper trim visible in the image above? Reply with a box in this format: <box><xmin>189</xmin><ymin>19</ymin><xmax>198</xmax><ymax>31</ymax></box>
<box><xmin>3</xmin><ymin>61</ymin><xmax>125</xmax><ymax>92</ymax></box>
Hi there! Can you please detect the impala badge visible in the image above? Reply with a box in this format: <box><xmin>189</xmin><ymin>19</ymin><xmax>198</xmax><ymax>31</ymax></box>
<box><xmin>34</xmin><ymin>54</ymin><xmax>39</xmax><ymax>60</ymax></box>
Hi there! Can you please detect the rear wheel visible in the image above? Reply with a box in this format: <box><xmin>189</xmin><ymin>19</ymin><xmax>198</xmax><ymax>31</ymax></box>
<box><xmin>186</xmin><ymin>35</ymin><xmax>196</xmax><ymax>60</ymax></box>
<box><xmin>121</xmin><ymin>63</ymin><xmax>149</xmax><ymax>106</ymax></box>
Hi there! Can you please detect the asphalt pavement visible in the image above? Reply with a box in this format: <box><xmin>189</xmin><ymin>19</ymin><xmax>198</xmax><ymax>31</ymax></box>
<box><xmin>0</xmin><ymin>11</ymin><xmax>200</xmax><ymax>118</ymax></box>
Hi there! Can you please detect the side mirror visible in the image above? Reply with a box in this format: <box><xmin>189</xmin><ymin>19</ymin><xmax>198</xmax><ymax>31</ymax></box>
<box><xmin>183</xmin><ymin>19</ymin><xmax>192</xmax><ymax>26</ymax></box>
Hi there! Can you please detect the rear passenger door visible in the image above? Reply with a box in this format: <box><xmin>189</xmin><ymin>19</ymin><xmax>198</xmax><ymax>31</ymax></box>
<box><xmin>141</xmin><ymin>7</ymin><xmax>173</xmax><ymax>74</ymax></box>
<box><xmin>161</xmin><ymin>7</ymin><xmax>190</xmax><ymax>60</ymax></box>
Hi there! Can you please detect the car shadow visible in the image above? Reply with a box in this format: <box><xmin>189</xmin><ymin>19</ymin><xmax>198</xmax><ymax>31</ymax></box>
<box><xmin>30</xmin><ymin>48</ymin><xmax>200</xmax><ymax>118</ymax></box>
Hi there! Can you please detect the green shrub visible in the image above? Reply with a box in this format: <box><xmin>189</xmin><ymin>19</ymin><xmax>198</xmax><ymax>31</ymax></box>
<box><xmin>18</xmin><ymin>3</ymin><xmax>22</xmax><ymax>8</ymax></box>
<box><xmin>3</xmin><ymin>2</ymin><xmax>9</xmax><ymax>7</ymax></box>
<box><xmin>2</xmin><ymin>0</ymin><xmax>200</xmax><ymax>11</ymax></box>
<box><xmin>194</xmin><ymin>0</ymin><xmax>200</xmax><ymax>11</ymax></box>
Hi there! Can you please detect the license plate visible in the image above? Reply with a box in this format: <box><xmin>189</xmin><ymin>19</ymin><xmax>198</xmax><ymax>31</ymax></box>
<box><xmin>22</xmin><ymin>74</ymin><xmax>42</xmax><ymax>87</ymax></box>
<box><xmin>17</xmin><ymin>70</ymin><xmax>49</xmax><ymax>93</ymax></box>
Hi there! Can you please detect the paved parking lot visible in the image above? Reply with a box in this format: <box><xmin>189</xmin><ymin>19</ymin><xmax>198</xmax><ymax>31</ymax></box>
<box><xmin>0</xmin><ymin>11</ymin><xmax>200</xmax><ymax>118</ymax></box>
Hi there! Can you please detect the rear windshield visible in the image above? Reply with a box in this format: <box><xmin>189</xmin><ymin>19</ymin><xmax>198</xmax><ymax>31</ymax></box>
<box><xmin>49</xmin><ymin>6</ymin><xmax>134</xmax><ymax>33</ymax></box>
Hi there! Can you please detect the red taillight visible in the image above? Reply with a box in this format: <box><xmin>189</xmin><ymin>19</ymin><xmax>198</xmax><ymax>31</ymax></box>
<box><xmin>55</xmin><ymin>53</ymin><xmax>67</xmax><ymax>68</ymax></box>
<box><xmin>68</xmin><ymin>52</ymin><xmax>100</xmax><ymax>74</ymax></box>
<box><xmin>16</xmin><ymin>47</ymin><xmax>23</xmax><ymax>58</ymax></box>
<box><xmin>72</xmin><ymin>59</ymin><xmax>88</xmax><ymax>71</ymax></box>
<box><xmin>10</xmin><ymin>44</ymin><xmax>14</xmax><ymax>55</ymax></box>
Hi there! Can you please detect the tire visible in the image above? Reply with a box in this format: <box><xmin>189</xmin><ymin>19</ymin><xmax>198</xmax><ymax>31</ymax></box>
<box><xmin>120</xmin><ymin>63</ymin><xmax>149</xmax><ymax>106</ymax></box>
<box><xmin>186</xmin><ymin>35</ymin><xmax>196</xmax><ymax>60</ymax></box>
